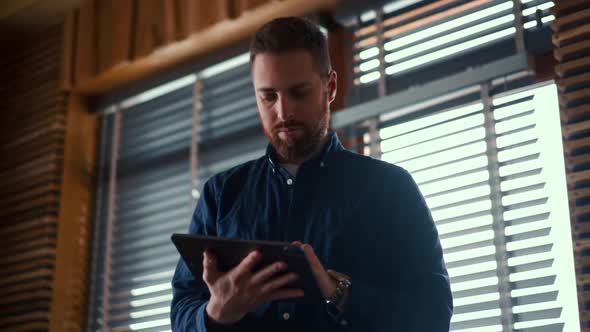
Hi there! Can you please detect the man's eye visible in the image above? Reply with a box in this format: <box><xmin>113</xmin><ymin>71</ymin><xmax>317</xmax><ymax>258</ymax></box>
<box><xmin>291</xmin><ymin>89</ymin><xmax>309</xmax><ymax>100</ymax></box>
<box><xmin>261</xmin><ymin>93</ymin><xmax>277</xmax><ymax>102</ymax></box>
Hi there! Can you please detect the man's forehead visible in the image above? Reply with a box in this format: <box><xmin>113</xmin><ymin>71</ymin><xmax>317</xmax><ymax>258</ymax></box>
<box><xmin>252</xmin><ymin>51</ymin><xmax>314</xmax><ymax>77</ymax></box>
<box><xmin>251</xmin><ymin>51</ymin><xmax>319</xmax><ymax>88</ymax></box>
<box><xmin>256</xmin><ymin>82</ymin><xmax>312</xmax><ymax>92</ymax></box>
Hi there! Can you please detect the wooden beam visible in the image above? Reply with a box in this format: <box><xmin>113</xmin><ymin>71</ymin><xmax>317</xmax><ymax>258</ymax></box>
<box><xmin>73</xmin><ymin>0</ymin><xmax>339</xmax><ymax>96</ymax></box>
<box><xmin>49</xmin><ymin>93</ymin><xmax>97</xmax><ymax>332</ymax></box>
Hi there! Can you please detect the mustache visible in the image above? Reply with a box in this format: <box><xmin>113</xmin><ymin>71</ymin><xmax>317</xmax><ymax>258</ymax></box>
<box><xmin>273</xmin><ymin>121</ymin><xmax>304</xmax><ymax>132</ymax></box>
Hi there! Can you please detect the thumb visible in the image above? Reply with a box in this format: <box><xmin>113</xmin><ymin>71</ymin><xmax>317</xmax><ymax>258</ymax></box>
<box><xmin>202</xmin><ymin>251</ymin><xmax>221</xmax><ymax>285</ymax></box>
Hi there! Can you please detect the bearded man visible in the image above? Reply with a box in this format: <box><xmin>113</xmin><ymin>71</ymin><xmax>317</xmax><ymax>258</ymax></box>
<box><xmin>171</xmin><ymin>16</ymin><xmax>453</xmax><ymax>332</ymax></box>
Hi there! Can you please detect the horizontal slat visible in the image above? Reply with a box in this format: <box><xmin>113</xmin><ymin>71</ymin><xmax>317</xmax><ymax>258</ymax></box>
<box><xmin>0</xmin><ymin>300</ymin><xmax>50</xmax><ymax>318</ymax></box>
<box><xmin>115</xmin><ymin>201</ymin><xmax>189</xmax><ymax>228</ymax></box>
<box><xmin>551</xmin><ymin>0</ymin><xmax>589</xmax><ymax>16</ymax></box>
<box><xmin>0</xmin><ymin>132</ymin><xmax>64</xmax><ymax>158</ymax></box>
<box><xmin>0</xmin><ymin>170</ymin><xmax>61</xmax><ymax>194</ymax></box>
<box><xmin>0</xmin><ymin>141</ymin><xmax>63</xmax><ymax>171</ymax></box>
<box><xmin>2</xmin><ymin>95</ymin><xmax>64</xmax><ymax>124</ymax></box>
<box><xmin>0</xmin><ymin>183</ymin><xmax>60</xmax><ymax>209</ymax></box>
<box><xmin>115</xmin><ymin>206</ymin><xmax>188</xmax><ymax>233</ymax></box>
<box><xmin>110</xmin><ymin>274</ymin><xmax>174</xmax><ymax>295</ymax></box>
<box><xmin>0</xmin><ymin>216</ymin><xmax>56</xmax><ymax>238</ymax></box>
<box><xmin>561</xmin><ymin>103</ymin><xmax>590</xmax><ymax>124</ymax></box>
<box><xmin>0</xmin><ymin>123</ymin><xmax>65</xmax><ymax>151</ymax></box>
<box><xmin>5</xmin><ymin>236</ymin><xmax>56</xmax><ymax>257</ymax></box>
<box><xmin>117</xmin><ymin>172</ymin><xmax>188</xmax><ymax>201</ymax></box>
<box><xmin>557</xmin><ymin>72</ymin><xmax>590</xmax><ymax>94</ymax></box>
<box><xmin>1</xmin><ymin>225</ymin><xmax>56</xmax><ymax>249</ymax></box>
<box><xmin>0</xmin><ymin>289</ymin><xmax>52</xmax><ymax>307</ymax></box>
<box><xmin>554</xmin><ymin>39</ymin><xmax>590</xmax><ymax>64</ymax></box>
<box><xmin>114</xmin><ymin>219</ymin><xmax>186</xmax><ymax>247</ymax></box>
<box><xmin>0</xmin><ymin>262</ymin><xmax>54</xmax><ymax>288</ymax></box>
<box><xmin>112</xmin><ymin>247</ymin><xmax>178</xmax><ymax>273</ymax></box>
<box><xmin>567</xmin><ymin>169</ymin><xmax>590</xmax><ymax>187</ymax></box>
<box><xmin>572</xmin><ymin>204</ymin><xmax>590</xmax><ymax>219</ymax></box>
<box><xmin>111</xmin><ymin>257</ymin><xmax>179</xmax><ymax>282</ymax></box>
<box><xmin>563</xmin><ymin>136</ymin><xmax>590</xmax><ymax>155</ymax></box>
<box><xmin>0</xmin><ymin>161</ymin><xmax>60</xmax><ymax>189</ymax></box>
<box><xmin>551</xmin><ymin>8</ymin><xmax>590</xmax><ymax>33</ymax></box>
<box><xmin>117</xmin><ymin>161</ymin><xmax>187</xmax><ymax>189</ymax></box>
<box><xmin>0</xmin><ymin>111</ymin><xmax>64</xmax><ymax>143</ymax></box>
<box><xmin>566</xmin><ymin>153</ymin><xmax>590</xmax><ymax>172</ymax></box>
<box><xmin>355</xmin><ymin>0</ymin><xmax>464</xmax><ymax>38</ymax></box>
<box><xmin>559</xmin><ymin>87</ymin><xmax>590</xmax><ymax>107</ymax></box>
<box><xmin>564</xmin><ymin>119</ymin><xmax>590</xmax><ymax>139</ymax></box>
<box><xmin>0</xmin><ymin>248</ymin><xmax>55</xmax><ymax>267</ymax></box>
<box><xmin>553</xmin><ymin>24</ymin><xmax>590</xmax><ymax>48</ymax></box>
<box><xmin>0</xmin><ymin>279</ymin><xmax>52</xmax><ymax>299</ymax></box>
<box><xmin>0</xmin><ymin>194</ymin><xmax>60</xmax><ymax>219</ymax></box>
<box><xmin>0</xmin><ymin>151</ymin><xmax>60</xmax><ymax>177</ymax></box>
<box><xmin>0</xmin><ymin>313</ymin><xmax>50</xmax><ymax>330</ymax></box>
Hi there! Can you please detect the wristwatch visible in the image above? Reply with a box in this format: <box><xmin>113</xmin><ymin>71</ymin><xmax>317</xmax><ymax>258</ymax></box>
<box><xmin>325</xmin><ymin>269</ymin><xmax>352</xmax><ymax>317</ymax></box>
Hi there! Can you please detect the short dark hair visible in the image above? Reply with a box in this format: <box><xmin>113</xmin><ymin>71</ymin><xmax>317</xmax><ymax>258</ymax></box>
<box><xmin>250</xmin><ymin>17</ymin><xmax>331</xmax><ymax>77</ymax></box>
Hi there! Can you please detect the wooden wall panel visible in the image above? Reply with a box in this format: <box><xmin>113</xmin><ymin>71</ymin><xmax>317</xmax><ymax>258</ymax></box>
<box><xmin>133</xmin><ymin>0</ymin><xmax>161</xmax><ymax>58</ymax></box>
<box><xmin>233</xmin><ymin>0</ymin><xmax>268</xmax><ymax>17</ymax></box>
<box><xmin>110</xmin><ymin>0</ymin><xmax>134</xmax><ymax>68</ymax></box>
<box><xmin>75</xmin><ymin>1</ymin><xmax>97</xmax><ymax>83</ymax></box>
<box><xmin>63</xmin><ymin>0</ymin><xmax>340</xmax><ymax>93</ymax></box>
<box><xmin>0</xmin><ymin>23</ymin><xmax>65</xmax><ymax>332</ymax></box>
<box><xmin>553</xmin><ymin>1</ymin><xmax>590</xmax><ymax>331</ymax></box>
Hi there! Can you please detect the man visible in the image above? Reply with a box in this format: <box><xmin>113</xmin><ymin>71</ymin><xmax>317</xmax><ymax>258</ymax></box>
<box><xmin>171</xmin><ymin>17</ymin><xmax>453</xmax><ymax>331</ymax></box>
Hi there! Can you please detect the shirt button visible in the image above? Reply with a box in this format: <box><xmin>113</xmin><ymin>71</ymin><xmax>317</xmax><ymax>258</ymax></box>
<box><xmin>282</xmin><ymin>312</ymin><xmax>291</xmax><ymax>320</ymax></box>
<box><xmin>320</xmin><ymin>161</ymin><xmax>325</xmax><ymax>167</ymax></box>
<box><xmin>286</xmin><ymin>178</ymin><xmax>293</xmax><ymax>185</ymax></box>
<box><xmin>340</xmin><ymin>319</ymin><xmax>348</xmax><ymax>326</ymax></box>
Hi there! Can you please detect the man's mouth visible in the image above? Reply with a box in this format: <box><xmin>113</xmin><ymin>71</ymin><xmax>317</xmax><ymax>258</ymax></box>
<box><xmin>278</xmin><ymin>127</ymin><xmax>302</xmax><ymax>133</ymax></box>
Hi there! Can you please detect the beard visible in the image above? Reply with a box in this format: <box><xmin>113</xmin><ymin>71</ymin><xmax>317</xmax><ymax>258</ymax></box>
<box><xmin>264</xmin><ymin>105</ymin><xmax>330</xmax><ymax>164</ymax></box>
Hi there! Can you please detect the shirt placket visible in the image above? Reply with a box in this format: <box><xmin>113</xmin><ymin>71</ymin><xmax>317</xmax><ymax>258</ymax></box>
<box><xmin>276</xmin><ymin>166</ymin><xmax>298</xmax><ymax>323</ymax></box>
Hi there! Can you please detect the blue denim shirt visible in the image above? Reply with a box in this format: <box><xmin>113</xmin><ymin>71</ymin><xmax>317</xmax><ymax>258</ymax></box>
<box><xmin>171</xmin><ymin>132</ymin><xmax>453</xmax><ymax>331</ymax></box>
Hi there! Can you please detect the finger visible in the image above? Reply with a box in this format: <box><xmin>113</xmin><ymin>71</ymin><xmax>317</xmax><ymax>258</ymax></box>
<box><xmin>203</xmin><ymin>251</ymin><xmax>221</xmax><ymax>285</ymax></box>
<box><xmin>301</xmin><ymin>245</ymin><xmax>323</xmax><ymax>278</ymax></box>
<box><xmin>301</xmin><ymin>244</ymin><xmax>333</xmax><ymax>295</ymax></box>
<box><xmin>231</xmin><ymin>250</ymin><xmax>261</xmax><ymax>280</ymax></box>
<box><xmin>291</xmin><ymin>241</ymin><xmax>303</xmax><ymax>247</ymax></box>
<box><xmin>260</xmin><ymin>272</ymin><xmax>299</xmax><ymax>294</ymax></box>
<box><xmin>265</xmin><ymin>288</ymin><xmax>305</xmax><ymax>302</ymax></box>
<box><xmin>251</xmin><ymin>261</ymin><xmax>286</xmax><ymax>285</ymax></box>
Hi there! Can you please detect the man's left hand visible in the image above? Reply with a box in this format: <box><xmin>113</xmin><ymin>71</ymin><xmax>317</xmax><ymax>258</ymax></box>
<box><xmin>292</xmin><ymin>241</ymin><xmax>337</xmax><ymax>299</ymax></box>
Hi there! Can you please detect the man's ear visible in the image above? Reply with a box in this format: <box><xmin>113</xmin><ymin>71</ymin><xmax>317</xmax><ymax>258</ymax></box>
<box><xmin>327</xmin><ymin>70</ymin><xmax>337</xmax><ymax>104</ymax></box>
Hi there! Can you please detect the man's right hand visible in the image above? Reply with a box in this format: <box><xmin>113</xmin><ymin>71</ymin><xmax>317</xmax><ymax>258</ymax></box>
<box><xmin>202</xmin><ymin>250</ymin><xmax>304</xmax><ymax>325</ymax></box>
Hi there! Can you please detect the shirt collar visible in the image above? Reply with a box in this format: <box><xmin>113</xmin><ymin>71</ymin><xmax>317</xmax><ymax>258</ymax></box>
<box><xmin>266</xmin><ymin>131</ymin><xmax>344</xmax><ymax>170</ymax></box>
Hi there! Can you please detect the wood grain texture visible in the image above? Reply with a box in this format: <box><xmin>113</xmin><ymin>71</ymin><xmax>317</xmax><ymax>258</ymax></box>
<box><xmin>73</xmin><ymin>0</ymin><xmax>339</xmax><ymax>95</ymax></box>
<box><xmin>49</xmin><ymin>93</ymin><xmax>98</xmax><ymax>332</ymax></box>
<box><xmin>554</xmin><ymin>2</ymin><xmax>590</xmax><ymax>330</ymax></box>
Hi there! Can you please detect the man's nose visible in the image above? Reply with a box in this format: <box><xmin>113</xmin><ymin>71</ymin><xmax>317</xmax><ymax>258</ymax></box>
<box><xmin>276</xmin><ymin>95</ymin><xmax>295</xmax><ymax>122</ymax></box>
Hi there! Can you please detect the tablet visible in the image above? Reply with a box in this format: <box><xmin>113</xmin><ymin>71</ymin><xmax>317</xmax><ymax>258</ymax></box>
<box><xmin>171</xmin><ymin>233</ymin><xmax>323</xmax><ymax>301</ymax></box>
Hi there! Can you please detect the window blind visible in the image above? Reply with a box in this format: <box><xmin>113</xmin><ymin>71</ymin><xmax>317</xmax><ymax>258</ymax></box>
<box><xmin>87</xmin><ymin>54</ymin><xmax>266</xmax><ymax>332</ymax></box>
<box><xmin>346</xmin><ymin>0</ymin><xmax>554</xmax><ymax>105</ymax></box>
<box><xmin>341</xmin><ymin>82</ymin><xmax>579</xmax><ymax>331</ymax></box>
